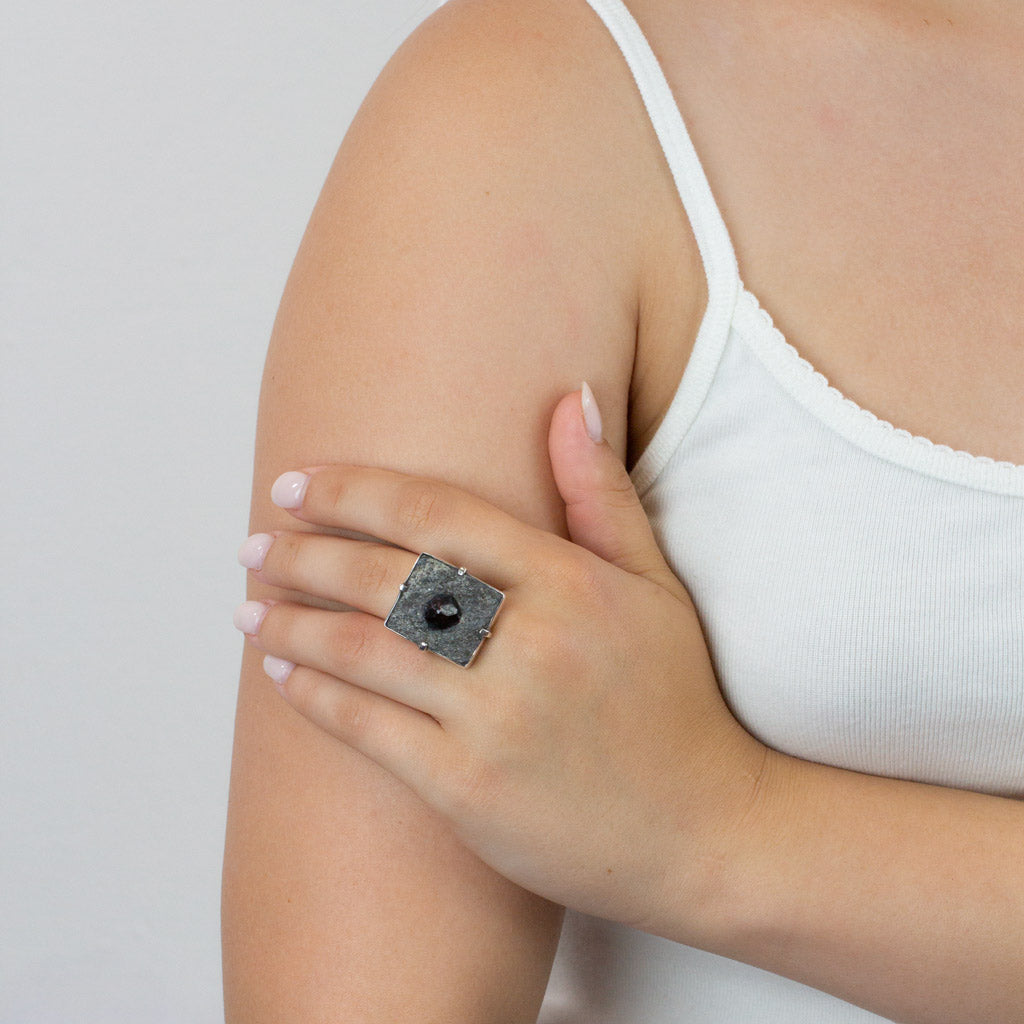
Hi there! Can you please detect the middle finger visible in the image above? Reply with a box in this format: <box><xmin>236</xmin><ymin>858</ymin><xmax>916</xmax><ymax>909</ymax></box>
<box><xmin>241</xmin><ymin>531</ymin><xmax>417</xmax><ymax>618</ymax></box>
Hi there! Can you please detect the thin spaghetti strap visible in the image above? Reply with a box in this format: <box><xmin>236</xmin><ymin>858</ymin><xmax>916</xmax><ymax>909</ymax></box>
<box><xmin>582</xmin><ymin>0</ymin><xmax>741</xmax><ymax>494</ymax></box>
<box><xmin>582</xmin><ymin>0</ymin><xmax>739</xmax><ymax>309</ymax></box>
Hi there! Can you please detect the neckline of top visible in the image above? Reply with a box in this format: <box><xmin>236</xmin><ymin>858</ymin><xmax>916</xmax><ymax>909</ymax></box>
<box><xmin>732</xmin><ymin>286</ymin><xmax>1024</xmax><ymax>496</ymax></box>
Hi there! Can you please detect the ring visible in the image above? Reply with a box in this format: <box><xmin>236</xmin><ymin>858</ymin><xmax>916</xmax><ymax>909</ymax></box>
<box><xmin>384</xmin><ymin>553</ymin><xmax>505</xmax><ymax>667</ymax></box>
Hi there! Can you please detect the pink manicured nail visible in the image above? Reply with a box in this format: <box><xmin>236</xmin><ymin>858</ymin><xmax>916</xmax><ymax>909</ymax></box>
<box><xmin>233</xmin><ymin>600</ymin><xmax>270</xmax><ymax>635</ymax></box>
<box><xmin>271</xmin><ymin>471</ymin><xmax>310</xmax><ymax>510</ymax></box>
<box><xmin>237</xmin><ymin>533</ymin><xmax>275</xmax><ymax>571</ymax></box>
<box><xmin>581</xmin><ymin>381</ymin><xmax>603</xmax><ymax>443</ymax></box>
<box><xmin>263</xmin><ymin>655</ymin><xmax>295</xmax><ymax>687</ymax></box>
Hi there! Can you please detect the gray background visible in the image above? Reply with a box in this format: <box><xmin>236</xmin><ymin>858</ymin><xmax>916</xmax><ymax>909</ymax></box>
<box><xmin>3</xmin><ymin>0</ymin><xmax>436</xmax><ymax>1019</ymax></box>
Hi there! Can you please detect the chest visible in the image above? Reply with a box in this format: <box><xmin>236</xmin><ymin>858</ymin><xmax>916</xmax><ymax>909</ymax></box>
<box><xmin>630</xmin><ymin>0</ymin><xmax>1024</xmax><ymax>467</ymax></box>
<box><xmin>640</xmin><ymin>323</ymin><xmax>1024</xmax><ymax>797</ymax></box>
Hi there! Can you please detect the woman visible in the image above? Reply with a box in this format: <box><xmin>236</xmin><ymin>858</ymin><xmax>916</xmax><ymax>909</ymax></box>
<box><xmin>222</xmin><ymin>0</ymin><xmax>1024</xmax><ymax>1019</ymax></box>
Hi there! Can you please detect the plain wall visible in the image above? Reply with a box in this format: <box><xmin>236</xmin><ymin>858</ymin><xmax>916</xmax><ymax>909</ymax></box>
<box><xmin>2</xmin><ymin>1</ymin><xmax>436</xmax><ymax>1019</ymax></box>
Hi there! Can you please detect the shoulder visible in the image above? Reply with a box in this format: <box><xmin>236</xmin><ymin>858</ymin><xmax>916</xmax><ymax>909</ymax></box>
<box><xmin>342</xmin><ymin>0</ymin><xmax>664</xmax><ymax>239</ymax></box>
<box><xmin>381</xmin><ymin>0</ymin><xmax>640</xmax><ymax>118</ymax></box>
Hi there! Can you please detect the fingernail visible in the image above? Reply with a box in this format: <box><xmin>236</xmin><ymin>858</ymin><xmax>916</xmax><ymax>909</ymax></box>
<box><xmin>581</xmin><ymin>381</ymin><xmax>603</xmax><ymax>443</ymax></box>
<box><xmin>233</xmin><ymin>600</ymin><xmax>270</xmax><ymax>635</ymax></box>
<box><xmin>271</xmin><ymin>471</ymin><xmax>310</xmax><ymax>510</ymax></box>
<box><xmin>237</xmin><ymin>533</ymin><xmax>275</xmax><ymax>571</ymax></box>
<box><xmin>263</xmin><ymin>655</ymin><xmax>295</xmax><ymax>687</ymax></box>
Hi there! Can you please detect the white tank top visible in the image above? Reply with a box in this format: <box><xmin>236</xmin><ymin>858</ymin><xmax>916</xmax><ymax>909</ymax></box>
<box><xmin>539</xmin><ymin>1</ymin><xmax>1024</xmax><ymax>1020</ymax></box>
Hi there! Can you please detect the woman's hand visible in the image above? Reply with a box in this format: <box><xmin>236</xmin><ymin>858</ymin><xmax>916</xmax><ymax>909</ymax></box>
<box><xmin>233</xmin><ymin>387</ymin><xmax>767</xmax><ymax>937</ymax></box>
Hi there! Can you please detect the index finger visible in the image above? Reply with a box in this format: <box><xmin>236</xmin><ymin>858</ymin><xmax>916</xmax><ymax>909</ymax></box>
<box><xmin>270</xmin><ymin>464</ymin><xmax>546</xmax><ymax>587</ymax></box>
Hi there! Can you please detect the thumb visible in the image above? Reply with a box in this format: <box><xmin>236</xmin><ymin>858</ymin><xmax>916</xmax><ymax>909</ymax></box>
<box><xmin>548</xmin><ymin>383</ymin><xmax>682</xmax><ymax>595</ymax></box>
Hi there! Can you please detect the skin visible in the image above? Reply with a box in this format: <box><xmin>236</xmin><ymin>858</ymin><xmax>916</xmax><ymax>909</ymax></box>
<box><xmin>628</xmin><ymin>0</ymin><xmax>1024</xmax><ymax>464</ymax></box>
<box><xmin>222</xmin><ymin>0</ymin><xmax>1024</xmax><ymax>1020</ymax></box>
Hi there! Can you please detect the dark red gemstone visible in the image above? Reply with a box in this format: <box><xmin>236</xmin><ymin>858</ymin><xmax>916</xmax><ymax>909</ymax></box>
<box><xmin>423</xmin><ymin>593</ymin><xmax>461</xmax><ymax>630</ymax></box>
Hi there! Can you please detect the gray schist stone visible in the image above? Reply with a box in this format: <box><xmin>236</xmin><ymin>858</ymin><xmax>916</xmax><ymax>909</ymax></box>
<box><xmin>385</xmin><ymin>553</ymin><xmax>505</xmax><ymax>667</ymax></box>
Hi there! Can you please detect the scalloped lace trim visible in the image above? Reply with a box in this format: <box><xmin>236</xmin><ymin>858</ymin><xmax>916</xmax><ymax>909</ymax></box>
<box><xmin>736</xmin><ymin>286</ymin><xmax>1024</xmax><ymax>475</ymax></box>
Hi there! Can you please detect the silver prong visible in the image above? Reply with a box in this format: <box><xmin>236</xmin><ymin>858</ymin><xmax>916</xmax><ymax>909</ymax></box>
<box><xmin>478</xmin><ymin>627</ymin><xmax>491</xmax><ymax>638</ymax></box>
<box><xmin>419</xmin><ymin>641</ymin><xmax>429</xmax><ymax>651</ymax></box>
<box><xmin>457</xmin><ymin>566</ymin><xmax>467</xmax><ymax>576</ymax></box>
<box><xmin>399</xmin><ymin>583</ymin><xmax>407</xmax><ymax>592</ymax></box>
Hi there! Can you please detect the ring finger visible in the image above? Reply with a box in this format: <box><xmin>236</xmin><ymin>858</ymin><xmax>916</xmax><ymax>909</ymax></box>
<box><xmin>241</xmin><ymin>601</ymin><xmax>460</xmax><ymax>721</ymax></box>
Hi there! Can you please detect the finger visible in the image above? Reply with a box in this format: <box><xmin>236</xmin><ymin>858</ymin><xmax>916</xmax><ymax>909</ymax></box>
<box><xmin>270</xmin><ymin>465</ymin><xmax>549</xmax><ymax>588</ymax></box>
<box><xmin>241</xmin><ymin>531</ymin><xmax>419</xmax><ymax>619</ymax></box>
<box><xmin>245</xmin><ymin>600</ymin><xmax>459</xmax><ymax>722</ymax></box>
<box><xmin>273</xmin><ymin>661</ymin><xmax>444</xmax><ymax>796</ymax></box>
<box><xmin>548</xmin><ymin>387</ymin><xmax>686</xmax><ymax>598</ymax></box>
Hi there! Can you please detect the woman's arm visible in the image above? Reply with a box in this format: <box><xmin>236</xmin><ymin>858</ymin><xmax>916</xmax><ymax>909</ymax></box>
<box><xmin>694</xmin><ymin>747</ymin><xmax>1024</xmax><ymax>1024</ymax></box>
<box><xmin>221</xmin><ymin>1</ymin><xmax>690</xmax><ymax>1018</ymax></box>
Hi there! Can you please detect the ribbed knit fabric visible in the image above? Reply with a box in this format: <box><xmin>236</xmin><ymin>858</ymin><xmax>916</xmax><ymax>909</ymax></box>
<box><xmin>538</xmin><ymin>1</ymin><xmax>1024</xmax><ymax>1020</ymax></box>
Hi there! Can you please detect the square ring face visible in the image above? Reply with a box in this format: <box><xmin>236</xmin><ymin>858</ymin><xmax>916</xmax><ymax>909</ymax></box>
<box><xmin>384</xmin><ymin>553</ymin><xmax>505</xmax><ymax>667</ymax></box>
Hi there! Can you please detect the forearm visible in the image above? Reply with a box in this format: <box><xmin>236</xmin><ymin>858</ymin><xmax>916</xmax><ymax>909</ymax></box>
<box><xmin>698</xmin><ymin>750</ymin><xmax>1024</xmax><ymax>1023</ymax></box>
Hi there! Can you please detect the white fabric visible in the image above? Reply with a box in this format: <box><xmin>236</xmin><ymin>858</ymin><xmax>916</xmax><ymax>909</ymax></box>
<box><xmin>539</xmin><ymin>1</ymin><xmax>1024</xmax><ymax>1020</ymax></box>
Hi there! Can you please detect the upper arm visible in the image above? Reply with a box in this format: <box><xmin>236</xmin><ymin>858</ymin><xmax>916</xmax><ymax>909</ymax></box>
<box><xmin>222</xmin><ymin>2</ymin><xmax>655</xmax><ymax>1019</ymax></box>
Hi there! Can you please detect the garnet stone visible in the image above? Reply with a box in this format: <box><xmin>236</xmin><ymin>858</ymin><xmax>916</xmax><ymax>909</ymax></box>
<box><xmin>423</xmin><ymin>593</ymin><xmax>461</xmax><ymax>630</ymax></box>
